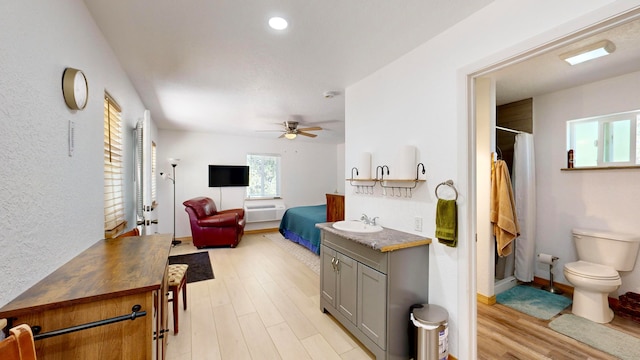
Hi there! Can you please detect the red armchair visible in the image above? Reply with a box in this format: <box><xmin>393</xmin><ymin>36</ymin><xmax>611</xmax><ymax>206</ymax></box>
<box><xmin>183</xmin><ymin>197</ymin><xmax>245</xmax><ymax>248</ymax></box>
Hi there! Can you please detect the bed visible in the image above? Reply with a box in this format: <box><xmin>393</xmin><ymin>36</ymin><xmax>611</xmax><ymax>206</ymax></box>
<box><xmin>279</xmin><ymin>204</ymin><xmax>326</xmax><ymax>255</ymax></box>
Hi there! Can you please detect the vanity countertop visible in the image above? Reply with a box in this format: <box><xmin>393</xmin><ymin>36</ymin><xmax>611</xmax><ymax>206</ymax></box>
<box><xmin>316</xmin><ymin>222</ymin><xmax>431</xmax><ymax>252</ymax></box>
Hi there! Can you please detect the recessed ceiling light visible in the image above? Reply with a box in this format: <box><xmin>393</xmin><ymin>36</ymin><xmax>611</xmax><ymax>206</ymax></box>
<box><xmin>269</xmin><ymin>17</ymin><xmax>288</xmax><ymax>30</ymax></box>
<box><xmin>559</xmin><ymin>40</ymin><xmax>615</xmax><ymax>66</ymax></box>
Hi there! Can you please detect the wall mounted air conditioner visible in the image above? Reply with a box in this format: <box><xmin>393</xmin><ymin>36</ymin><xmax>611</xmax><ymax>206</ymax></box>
<box><xmin>244</xmin><ymin>199</ymin><xmax>286</xmax><ymax>223</ymax></box>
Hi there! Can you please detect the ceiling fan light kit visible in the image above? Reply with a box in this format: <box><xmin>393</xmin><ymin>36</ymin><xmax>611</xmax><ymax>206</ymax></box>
<box><xmin>277</xmin><ymin>120</ymin><xmax>322</xmax><ymax>139</ymax></box>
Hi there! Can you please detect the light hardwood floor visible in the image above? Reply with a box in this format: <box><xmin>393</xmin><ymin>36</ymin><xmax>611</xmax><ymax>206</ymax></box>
<box><xmin>166</xmin><ymin>233</ymin><xmax>640</xmax><ymax>359</ymax></box>
<box><xmin>166</xmin><ymin>233</ymin><xmax>374</xmax><ymax>360</ymax></box>
<box><xmin>478</xmin><ymin>292</ymin><xmax>640</xmax><ymax>359</ymax></box>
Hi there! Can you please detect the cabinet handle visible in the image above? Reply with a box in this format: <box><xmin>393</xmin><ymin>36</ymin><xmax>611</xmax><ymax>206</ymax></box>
<box><xmin>335</xmin><ymin>258</ymin><xmax>340</xmax><ymax>273</ymax></box>
<box><xmin>331</xmin><ymin>257</ymin><xmax>336</xmax><ymax>271</ymax></box>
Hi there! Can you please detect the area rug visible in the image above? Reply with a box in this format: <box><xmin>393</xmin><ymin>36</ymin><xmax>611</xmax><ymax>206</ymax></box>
<box><xmin>550</xmin><ymin>314</ymin><xmax>640</xmax><ymax>360</ymax></box>
<box><xmin>168</xmin><ymin>252</ymin><xmax>214</xmax><ymax>283</ymax></box>
<box><xmin>263</xmin><ymin>232</ymin><xmax>320</xmax><ymax>275</ymax></box>
<box><xmin>496</xmin><ymin>285</ymin><xmax>572</xmax><ymax>320</ymax></box>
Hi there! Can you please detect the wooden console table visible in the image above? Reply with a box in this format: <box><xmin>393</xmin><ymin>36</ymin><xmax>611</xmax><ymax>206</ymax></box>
<box><xmin>0</xmin><ymin>234</ymin><xmax>172</xmax><ymax>360</ymax></box>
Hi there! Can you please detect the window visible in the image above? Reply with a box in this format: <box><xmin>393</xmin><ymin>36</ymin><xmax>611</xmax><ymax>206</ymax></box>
<box><xmin>104</xmin><ymin>93</ymin><xmax>125</xmax><ymax>237</ymax></box>
<box><xmin>567</xmin><ymin>110</ymin><xmax>639</xmax><ymax>167</ymax></box>
<box><xmin>246</xmin><ymin>154</ymin><xmax>281</xmax><ymax>198</ymax></box>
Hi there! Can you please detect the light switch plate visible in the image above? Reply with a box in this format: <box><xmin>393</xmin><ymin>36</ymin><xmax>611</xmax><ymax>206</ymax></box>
<box><xmin>414</xmin><ymin>216</ymin><xmax>423</xmax><ymax>232</ymax></box>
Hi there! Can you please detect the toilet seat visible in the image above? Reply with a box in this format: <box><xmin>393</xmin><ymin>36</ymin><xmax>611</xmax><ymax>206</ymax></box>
<box><xmin>564</xmin><ymin>261</ymin><xmax>620</xmax><ymax>280</ymax></box>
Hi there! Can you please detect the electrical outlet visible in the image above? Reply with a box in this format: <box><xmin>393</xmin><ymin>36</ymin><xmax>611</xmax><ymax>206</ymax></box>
<box><xmin>414</xmin><ymin>217</ymin><xmax>423</xmax><ymax>232</ymax></box>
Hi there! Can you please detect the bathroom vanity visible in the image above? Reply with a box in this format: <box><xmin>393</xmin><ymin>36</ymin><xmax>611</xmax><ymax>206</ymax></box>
<box><xmin>316</xmin><ymin>223</ymin><xmax>431</xmax><ymax>360</ymax></box>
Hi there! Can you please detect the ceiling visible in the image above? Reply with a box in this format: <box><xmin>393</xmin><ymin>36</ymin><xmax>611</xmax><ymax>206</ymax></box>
<box><xmin>493</xmin><ymin>16</ymin><xmax>640</xmax><ymax>105</ymax></box>
<box><xmin>83</xmin><ymin>0</ymin><xmax>495</xmax><ymax>143</ymax></box>
<box><xmin>83</xmin><ymin>2</ymin><xmax>640</xmax><ymax>143</ymax></box>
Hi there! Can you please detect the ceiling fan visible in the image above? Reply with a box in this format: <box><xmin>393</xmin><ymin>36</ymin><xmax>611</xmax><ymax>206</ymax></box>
<box><xmin>278</xmin><ymin>121</ymin><xmax>322</xmax><ymax>139</ymax></box>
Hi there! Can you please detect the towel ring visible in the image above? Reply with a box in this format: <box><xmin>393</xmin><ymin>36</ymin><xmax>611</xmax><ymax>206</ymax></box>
<box><xmin>435</xmin><ymin>180</ymin><xmax>458</xmax><ymax>201</ymax></box>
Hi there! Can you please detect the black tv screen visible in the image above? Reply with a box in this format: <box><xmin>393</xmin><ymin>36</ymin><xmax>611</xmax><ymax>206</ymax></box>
<box><xmin>208</xmin><ymin>165</ymin><xmax>249</xmax><ymax>187</ymax></box>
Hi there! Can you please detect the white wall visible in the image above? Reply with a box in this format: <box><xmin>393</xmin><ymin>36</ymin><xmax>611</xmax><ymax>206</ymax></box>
<box><xmin>0</xmin><ymin>0</ymin><xmax>151</xmax><ymax>307</ymax></box>
<box><xmin>3</xmin><ymin>0</ymin><xmax>639</xmax><ymax>356</ymax></box>
<box><xmin>336</xmin><ymin>143</ymin><xmax>346</xmax><ymax>195</ymax></box>
<box><xmin>476</xmin><ymin>78</ymin><xmax>496</xmax><ymax>298</ymax></box>
<box><xmin>535</xmin><ymin>70</ymin><xmax>640</xmax><ymax>295</ymax></box>
<box><xmin>156</xmin><ymin>130</ymin><xmax>339</xmax><ymax>236</ymax></box>
<box><xmin>345</xmin><ymin>0</ymin><xmax>635</xmax><ymax>357</ymax></box>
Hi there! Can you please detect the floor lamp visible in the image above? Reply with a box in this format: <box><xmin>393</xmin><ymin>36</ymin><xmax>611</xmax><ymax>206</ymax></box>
<box><xmin>161</xmin><ymin>158</ymin><xmax>181</xmax><ymax>246</ymax></box>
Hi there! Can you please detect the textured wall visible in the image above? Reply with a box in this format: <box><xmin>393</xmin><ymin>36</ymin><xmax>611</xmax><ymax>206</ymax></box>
<box><xmin>156</xmin><ymin>130</ymin><xmax>339</xmax><ymax>236</ymax></box>
<box><xmin>345</xmin><ymin>0</ymin><xmax>629</xmax><ymax>357</ymax></box>
<box><xmin>0</xmin><ymin>1</ymin><xmax>147</xmax><ymax>307</ymax></box>
<box><xmin>535</xmin><ymin>70</ymin><xmax>640</xmax><ymax>295</ymax></box>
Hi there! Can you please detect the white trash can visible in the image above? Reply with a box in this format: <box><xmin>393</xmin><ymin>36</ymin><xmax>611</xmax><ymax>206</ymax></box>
<box><xmin>410</xmin><ymin>304</ymin><xmax>448</xmax><ymax>360</ymax></box>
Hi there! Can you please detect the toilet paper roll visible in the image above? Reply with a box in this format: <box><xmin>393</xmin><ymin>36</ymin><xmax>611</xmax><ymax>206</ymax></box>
<box><xmin>538</xmin><ymin>253</ymin><xmax>555</xmax><ymax>265</ymax></box>
<box><xmin>357</xmin><ymin>152</ymin><xmax>371</xmax><ymax>179</ymax></box>
<box><xmin>394</xmin><ymin>145</ymin><xmax>416</xmax><ymax>179</ymax></box>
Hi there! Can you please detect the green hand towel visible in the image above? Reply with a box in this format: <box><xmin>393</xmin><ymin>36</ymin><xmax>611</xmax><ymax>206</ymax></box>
<box><xmin>435</xmin><ymin>199</ymin><xmax>457</xmax><ymax>247</ymax></box>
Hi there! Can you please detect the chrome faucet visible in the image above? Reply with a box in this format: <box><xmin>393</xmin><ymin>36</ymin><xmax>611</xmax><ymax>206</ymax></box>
<box><xmin>361</xmin><ymin>214</ymin><xmax>379</xmax><ymax>225</ymax></box>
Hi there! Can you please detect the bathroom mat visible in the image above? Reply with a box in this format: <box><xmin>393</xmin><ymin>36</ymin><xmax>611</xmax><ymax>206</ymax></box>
<box><xmin>550</xmin><ymin>314</ymin><xmax>640</xmax><ymax>360</ymax></box>
<box><xmin>496</xmin><ymin>285</ymin><xmax>571</xmax><ymax>320</ymax></box>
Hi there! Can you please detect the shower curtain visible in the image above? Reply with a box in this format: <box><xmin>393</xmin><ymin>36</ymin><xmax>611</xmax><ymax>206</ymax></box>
<box><xmin>513</xmin><ymin>133</ymin><xmax>536</xmax><ymax>282</ymax></box>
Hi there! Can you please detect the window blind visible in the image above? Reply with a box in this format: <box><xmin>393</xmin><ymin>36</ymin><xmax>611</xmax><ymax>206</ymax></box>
<box><xmin>104</xmin><ymin>93</ymin><xmax>125</xmax><ymax>237</ymax></box>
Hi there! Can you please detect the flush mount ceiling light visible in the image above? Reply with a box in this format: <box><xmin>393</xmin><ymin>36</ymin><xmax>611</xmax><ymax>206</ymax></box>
<box><xmin>559</xmin><ymin>40</ymin><xmax>615</xmax><ymax>65</ymax></box>
<box><xmin>284</xmin><ymin>132</ymin><xmax>297</xmax><ymax>140</ymax></box>
<box><xmin>268</xmin><ymin>17</ymin><xmax>288</xmax><ymax>30</ymax></box>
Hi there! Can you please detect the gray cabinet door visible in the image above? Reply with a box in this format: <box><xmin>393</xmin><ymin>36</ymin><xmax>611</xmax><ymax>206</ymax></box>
<box><xmin>321</xmin><ymin>245</ymin><xmax>337</xmax><ymax>307</ymax></box>
<box><xmin>357</xmin><ymin>263</ymin><xmax>387</xmax><ymax>349</ymax></box>
<box><xmin>337</xmin><ymin>252</ymin><xmax>357</xmax><ymax>324</ymax></box>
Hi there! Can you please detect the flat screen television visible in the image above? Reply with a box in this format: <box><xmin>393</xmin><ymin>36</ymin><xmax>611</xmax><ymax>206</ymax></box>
<box><xmin>208</xmin><ymin>165</ymin><xmax>250</xmax><ymax>187</ymax></box>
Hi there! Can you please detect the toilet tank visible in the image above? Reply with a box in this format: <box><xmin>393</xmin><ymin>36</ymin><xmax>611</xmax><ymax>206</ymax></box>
<box><xmin>573</xmin><ymin>228</ymin><xmax>640</xmax><ymax>271</ymax></box>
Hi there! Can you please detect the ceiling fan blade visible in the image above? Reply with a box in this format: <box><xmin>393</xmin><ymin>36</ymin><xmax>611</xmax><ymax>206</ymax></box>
<box><xmin>297</xmin><ymin>126</ymin><xmax>322</xmax><ymax>131</ymax></box>
<box><xmin>298</xmin><ymin>131</ymin><xmax>318</xmax><ymax>138</ymax></box>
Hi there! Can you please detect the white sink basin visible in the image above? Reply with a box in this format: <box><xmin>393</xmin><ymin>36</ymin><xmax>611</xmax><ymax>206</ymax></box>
<box><xmin>332</xmin><ymin>220</ymin><xmax>383</xmax><ymax>233</ymax></box>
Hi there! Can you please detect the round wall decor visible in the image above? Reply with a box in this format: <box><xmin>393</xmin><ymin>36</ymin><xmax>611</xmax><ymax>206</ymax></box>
<box><xmin>62</xmin><ymin>67</ymin><xmax>88</xmax><ymax>110</ymax></box>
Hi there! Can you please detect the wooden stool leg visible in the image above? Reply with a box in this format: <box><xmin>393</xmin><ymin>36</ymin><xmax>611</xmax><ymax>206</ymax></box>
<box><xmin>182</xmin><ymin>276</ymin><xmax>188</xmax><ymax>310</ymax></box>
<box><xmin>167</xmin><ymin>264</ymin><xmax>188</xmax><ymax>336</ymax></box>
<box><xmin>170</xmin><ymin>285</ymin><xmax>179</xmax><ymax>334</ymax></box>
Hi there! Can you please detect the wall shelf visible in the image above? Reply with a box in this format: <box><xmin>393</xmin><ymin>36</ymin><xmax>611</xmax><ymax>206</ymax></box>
<box><xmin>378</xmin><ymin>179</ymin><xmax>427</xmax><ymax>182</ymax></box>
<box><xmin>346</xmin><ymin>163</ymin><xmax>426</xmax><ymax>197</ymax></box>
<box><xmin>345</xmin><ymin>179</ymin><xmax>427</xmax><ymax>182</ymax></box>
<box><xmin>346</xmin><ymin>178</ymin><xmax>378</xmax><ymax>194</ymax></box>
<box><xmin>561</xmin><ymin>165</ymin><xmax>640</xmax><ymax>171</ymax></box>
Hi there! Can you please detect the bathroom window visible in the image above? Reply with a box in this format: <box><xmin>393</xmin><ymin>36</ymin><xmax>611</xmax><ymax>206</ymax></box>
<box><xmin>567</xmin><ymin>110</ymin><xmax>640</xmax><ymax>167</ymax></box>
<box><xmin>246</xmin><ymin>154</ymin><xmax>281</xmax><ymax>198</ymax></box>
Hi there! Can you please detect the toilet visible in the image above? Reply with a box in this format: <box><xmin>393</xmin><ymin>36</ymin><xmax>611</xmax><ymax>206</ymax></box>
<box><xmin>563</xmin><ymin>228</ymin><xmax>640</xmax><ymax>323</ymax></box>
